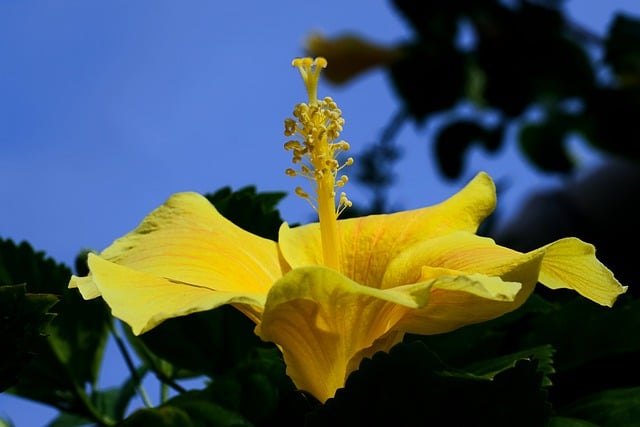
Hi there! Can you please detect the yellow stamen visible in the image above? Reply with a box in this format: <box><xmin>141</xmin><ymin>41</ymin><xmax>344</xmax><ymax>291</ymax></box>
<box><xmin>284</xmin><ymin>57</ymin><xmax>353</xmax><ymax>272</ymax></box>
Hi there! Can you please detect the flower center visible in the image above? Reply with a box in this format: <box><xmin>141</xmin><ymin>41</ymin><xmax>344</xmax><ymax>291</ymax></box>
<box><xmin>284</xmin><ymin>57</ymin><xmax>353</xmax><ymax>272</ymax></box>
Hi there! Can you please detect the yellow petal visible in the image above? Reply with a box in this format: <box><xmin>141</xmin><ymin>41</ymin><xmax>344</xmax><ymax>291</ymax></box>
<box><xmin>380</xmin><ymin>232</ymin><xmax>546</xmax><ymax>334</ymax></box>
<box><xmin>397</xmin><ymin>272</ymin><xmax>525</xmax><ymax>335</ymax></box>
<box><xmin>80</xmin><ymin>254</ymin><xmax>267</xmax><ymax>335</ymax></box>
<box><xmin>537</xmin><ymin>237</ymin><xmax>627</xmax><ymax>307</ymax></box>
<box><xmin>279</xmin><ymin>172</ymin><xmax>496</xmax><ymax>287</ymax></box>
<box><xmin>381</xmin><ymin>231</ymin><xmax>542</xmax><ymax>288</ymax></box>
<box><xmin>84</xmin><ymin>192</ymin><xmax>285</xmax><ymax>295</ymax></box>
<box><xmin>255</xmin><ymin>263</ymin><xmax>524</xmax><ymax>403</ymax></box>
<box><xmin>255</xmin><ymin>266</ymin><xmax>421</xmax><ymax>403</ymax></box>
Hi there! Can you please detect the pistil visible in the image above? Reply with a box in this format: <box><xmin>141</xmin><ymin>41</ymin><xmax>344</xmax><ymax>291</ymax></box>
<box><xmin>284</xmin><ymin>57</ymin><xmax>353</xmax><ymax>272</ymax></box>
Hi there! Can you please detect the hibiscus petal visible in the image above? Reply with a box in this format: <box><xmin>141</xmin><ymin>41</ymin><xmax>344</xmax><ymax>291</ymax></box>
<box><xmin>80</xmin><ymin>254</ymin><xmax>267</xmax><ymax>335</ymax></box>
<box><xmin>397</xmin><ymin>272</ymin><xmax>524</xmax><ymax>335</ymax></box>
<box><xmin>537</xmin><ymin>237</ymin><xmax>627</xmax><ymax>307</ymax></box>
<box><xmin>255</xmin><ymin>263</ymin><xmax>524</xmax><ymax>403</ymax></box>
<box><xmin>255</xmin><ymin>266</ymin><xmax>421</xmax><ymax>403</ymax></box>
<box><xmin>381</xmin><ymin>231</ymin><xmax>543</xmax><ymax>289</ymax></box>
<box><xmin>279</xmin><ymin>172</ymin><xmax>496</xmax><ymax>287</ymax></box>
<box><xmin>379</xmin><ymin>232</ymin><xmax>547</xmax><ymax>334</ymax></box>
<box><xmin>71</xmin><ymin>192</ymin><xmax>284</xmax><ymax>296</ymax></box>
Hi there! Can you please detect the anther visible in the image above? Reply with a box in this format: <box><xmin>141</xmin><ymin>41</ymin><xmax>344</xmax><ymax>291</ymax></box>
<box><xmin>295</xmin><ymin>187</ymin><xmax>310</xmax><ymax>199</ymax></box>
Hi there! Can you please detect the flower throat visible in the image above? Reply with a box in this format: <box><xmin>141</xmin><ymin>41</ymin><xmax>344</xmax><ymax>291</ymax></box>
<box><xmin>284</xmin><ymin>57</ymin><xmax>353</xmax><ymax>272</ymax></box>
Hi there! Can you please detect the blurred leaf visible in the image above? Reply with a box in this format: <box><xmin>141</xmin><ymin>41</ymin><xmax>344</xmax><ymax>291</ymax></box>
<box><xmin>475</xmin><ymin>3</ymin><xmax>593</xmax><ymax>116</ymax></box>
<box><xmin>435</xmin><ymin>119</ymin><xmax>502</xmax><ymax>178</ymax></box>
<box><xmin>560</xmin><ymin>387</ymin><xmax>640</xmax><ymax>427</ymax></box>
<box><xmin>519</xmin><ymin>119</ymin><xmax>573</xmax><ymax>173</ymax></box>
<box><xmin>605</xmin><ymin>13</ymin><xmax>640</xmax><ymax>84</ymax></box>
<box><xmin>583</xmin><ymin>87</ymin><xmax>640</xmax><ymax>159</ymax></box>
<box><xmin>389</xmin><ymin>42</ymin><xmax>467</xmax><ymax>122</ymax></box>
<box><xmin>391</xmin><ymin>0</ymin><xmax>462</xmax><ymax>43</ymax></box>
<box><xmin>0</xmin><ymin>238</ymin><xmax>111</xmax><ymax>419</ymax></box>
<box><xmin>205</xmin><ymin>186</ymin><xmax>286</xmax><ymax>240</ymax></box>
<box><xmin>0</xmin><ymin>284</ymin><xmax>57</xmax><ymax>392</ymax></box>
<box><xmin>307</xmin><ymin>340</ymin><xmax>551</xmax><ymax>427</ymax></box>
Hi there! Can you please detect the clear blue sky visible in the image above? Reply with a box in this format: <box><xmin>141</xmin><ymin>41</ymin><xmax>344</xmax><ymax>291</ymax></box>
<box><xmin>1</xmin><ymin>1</ymin><xmax>637</xmax><ymax>425</ymax></box>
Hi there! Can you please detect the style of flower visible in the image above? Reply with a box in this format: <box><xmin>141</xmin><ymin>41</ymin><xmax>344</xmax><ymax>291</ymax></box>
<box><xmin>69</xmin><ymin>57</ymin><xmax>627</xmax><ymax>403</ymax></box>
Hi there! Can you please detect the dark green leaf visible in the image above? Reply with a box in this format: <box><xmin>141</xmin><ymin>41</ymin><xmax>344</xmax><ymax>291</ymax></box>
<box><xmin>518</xmin><ymin>295</ymin><xmax>640</xmax><ymax>406</ymax></box>
<box><xmin>0</xmin><ymin>238</ymin><xmax>111</xmax><ymax>419</ymax></box>
<box><xmin>133</xmin><ymin>305</ymin><xmax>266</xmax><ymax>379</ymax></box>
<box><xmin>46</xmin><ymin>412</ymin><xmax>93</xmax><ymax>427</ymax></box>
<box><xmin>561</xmin><ymin>387</ymin><xmax>640</xmax><ymax>427</ymax></box>
<box><xmin>465</xmin><ymin>344</ymin><xmax>555</xmax><ymax>387</ymax></box>
<box><xmin>410</xmin><ymin>293</ymin><xmax>556</xmax><ymax>367</ymax></box>
<box><xmin>0</xmin><ymin>284</ymin><xmax>57</xmax><ymax>392</ymax></box>
<box><xmin>118</xmin><ymin>406</ymin><xmax>194</xmax><ymax>427</ymax></box>
<box><xmin>549</xmin><ymin>416</ymin><xmax>599</xmax><ymax>427</ymax></box>
<box><xmin>205</xmin><ymin>348</ymin><xmax>302</xmax><ymax>426</ymax></box>
<box><xmin>307</xmin><ymin>341</ymin><xmax>551</xmax><ymax>427</ymax></box>
<box><xmin>119</xmin><ymin>392</ymin><xmax>252</xmax><ymax>427</ymax></box>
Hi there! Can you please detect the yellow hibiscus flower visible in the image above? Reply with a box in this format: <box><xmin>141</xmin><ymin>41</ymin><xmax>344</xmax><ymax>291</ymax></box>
<box><xmin>69</xmin><ymin>57</ymin><xmax>626</xmax><ymax>404</ymax></box>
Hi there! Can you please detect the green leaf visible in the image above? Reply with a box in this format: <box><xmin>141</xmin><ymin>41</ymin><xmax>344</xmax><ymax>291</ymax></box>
<box><xmin>0</xmin><ymin>284</ymin><xmax>57</xmax><ymax>392</ymax></box>
<box><xmin>132</xmin><ymin>305</ymin><xmax>266</xmax><ymax>379</ymax></box>
<box><xmin>465</xmin><ymin>345</ymin><xmax>555</xmax><ymax>387</ymax></box>
<box><xmin>117</xmin><ymin>406</ymin><xmax>194</xmax><ymax>427</ymax></box>
<box><xmin>119</xmin><ymin>393</ymin><xmax>252</xmax><ymax>427</ymax></box>
<box><xmin>549</xmin><ymin>416</ymin><xmax>600</xmax><ymax>427</ymax></box>
<box><xmin>560</xmin><ymin>387</ymin><xmax>640</xmax><ymax>427</ymax></box>
<box><xmin>0</xmin><ymin>238</ymin><xmax>111</xmax><ymax>419</ymax></box>
<box><xmin>122</xmin><ymin>325</ymin><xmax>194</xmax><ymax>400</ymax></box>
<box><xmin>410</xmin><ymin>293</ymin><xmax>555</xmax><ymax>367</ymax></box>
<box><xmin>205</xmin><ymin>347</ymin><xmax>300</xmax><ymax>426</ymax></box>
<box><xmin>46</xmin><ymin>412</ymin><xmax>93</xmax><ymax>427</ymax></box>
<box><xmin>307</xmin><ymin>341</ymin><xmax>551</xmax><ymax>427</ymax></box>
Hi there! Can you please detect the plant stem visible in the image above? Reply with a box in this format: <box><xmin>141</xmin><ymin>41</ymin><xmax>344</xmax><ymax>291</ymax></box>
<box><xmin>110</xmin><ymin>322</ymin><xmax>153</xmax><ymax>408</ymax></box>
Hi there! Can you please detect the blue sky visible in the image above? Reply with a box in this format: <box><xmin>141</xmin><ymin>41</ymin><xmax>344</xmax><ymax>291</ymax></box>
<box><xmin>1</xmin><ymin>1</ymin><xmax>638</xmax><ymax>425</ymax></box>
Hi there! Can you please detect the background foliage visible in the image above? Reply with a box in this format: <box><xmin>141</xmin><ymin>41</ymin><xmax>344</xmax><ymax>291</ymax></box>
<box><xmin>3</xmin><ymin>1</ymin><xmax>639</xmax><ymax>425</ymax></box>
